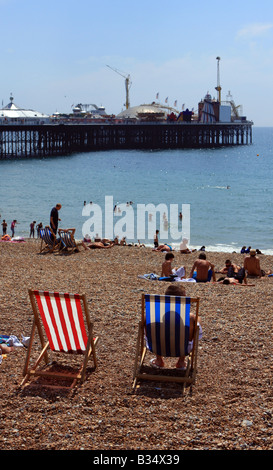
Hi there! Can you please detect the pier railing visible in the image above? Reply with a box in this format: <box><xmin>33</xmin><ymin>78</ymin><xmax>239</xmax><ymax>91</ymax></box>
<box><xmin>0</xmin><ymin>121</ymin><xmax>253</xmax><ymax>158</ymax></box>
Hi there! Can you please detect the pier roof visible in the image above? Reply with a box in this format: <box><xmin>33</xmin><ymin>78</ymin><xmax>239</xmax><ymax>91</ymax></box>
<box><xmin>0</xmin><ymin>95</ymin><xmax>49</xmax><ymax>121</ymax></box>
<box><xmin>117</xmin><ymin>103</ymin><xmax>176</xmax><ymax>120</ymax></box>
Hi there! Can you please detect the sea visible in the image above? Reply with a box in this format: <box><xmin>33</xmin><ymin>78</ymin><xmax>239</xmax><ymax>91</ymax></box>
<box><xmin>0</xmin><ymin>126</ymin><xmax>273</xmax><ymax>254</ymax></box>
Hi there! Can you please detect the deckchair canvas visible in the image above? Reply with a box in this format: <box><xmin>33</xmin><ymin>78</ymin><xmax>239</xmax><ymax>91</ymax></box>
<box><xmin>39</xmin><ymin>226</ymin><xmax>58</xmax><ymax>253</ymax></box>
<box><xmin>21</xmin><ymin>289</ymin><xmax>99</xmax><ymax>389</ymax></box>
<box><xmin>132</xmin><ymin>294</ymin><xmax>200</xmax><ymax>392</ymax></box>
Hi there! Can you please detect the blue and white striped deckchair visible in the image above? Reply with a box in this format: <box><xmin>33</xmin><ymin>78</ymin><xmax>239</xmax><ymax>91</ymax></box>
<box><xmin>58</xmin><ymin>229</ymin><xmax>78</xmax><ymax>253</ymax></box>
<box><xmin>133</xmin><ymin>294</ymin><xmax>200</xmax><ymax>392</ymax></box>
<box><xmin>39</xmin><ymin>226</ymin><xmax>58</xmax><ymax>253</ymax></box>
<box><xmin>145</xmin><ymin>294</ymin><xmax>191</xmax><ymax>358</ymax></box>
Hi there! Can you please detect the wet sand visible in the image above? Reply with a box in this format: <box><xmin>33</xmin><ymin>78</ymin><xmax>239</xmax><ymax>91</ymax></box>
<box><xmin>1</xmin><ymin>239</ymin><xmax>273</xmax><ymax>450</ymax></box>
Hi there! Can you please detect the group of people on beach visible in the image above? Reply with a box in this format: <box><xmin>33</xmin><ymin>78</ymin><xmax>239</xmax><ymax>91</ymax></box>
<box><xmin>0</xmin><ymin>215</ymin><xmax>44</xmax><ymax>239</ymax></box>
<box><xmin>160</xmin><ymin>251</ymin><xmax>216</xmax><ymax>283</ymax></box>
<box><xmin>1</xmin><ymin>217</ymin><xmax>19</xmax><ymax>238</ymax></box>
<box><xmin>2</xmin><ymin>204</ymin><xmax>272</xmax><ymax>375</ymax></box>
<box><xmin>149</xmin><ymin>228</ymin><xmax>273</xmax><ymax>287</ymax></box>
<box><xmin>147</xmin><ymin>243</ymin><xmax>271</xmax><ymax>369</ymax></box>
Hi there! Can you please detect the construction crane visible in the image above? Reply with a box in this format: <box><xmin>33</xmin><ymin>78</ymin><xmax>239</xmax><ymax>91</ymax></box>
<box><xmin>215</xmin><ymin>56</ymin><xmax>222</xmax><ymax>103</ymax></box>
<box><xmin>106</xmin><ymin>65</ymin><xmax>131</xmax><ymax>109</ymax></box>
<box><xmin>226</xmin><ymin>91</ymin><xmax>242</xmax><ymax>120</ymax></box>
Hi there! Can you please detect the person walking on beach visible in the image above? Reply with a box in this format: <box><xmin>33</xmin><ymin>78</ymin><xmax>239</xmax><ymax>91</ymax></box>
<box><xmin>11</xmin><ymin>220</ymin><xmax>18</xmax><ymax>238</ymax></box>
<box><xmin>29</xmin><ymin>221</ymin><xmax>36</xmax><ymax>238</ymax></box>
<box><xmin>50</xmin><ymin>204</ymin><xmax>62</xmax><ymax>234</ymax></box>
<box><xmin>189</xmin><ymin>252</ymin><xmax>216</xmax><ymax>282</ymax></box>
<box><xmin>1</xmin><ymin>219</ymin><xmax>7</xmax><ymax>236</ymax></box>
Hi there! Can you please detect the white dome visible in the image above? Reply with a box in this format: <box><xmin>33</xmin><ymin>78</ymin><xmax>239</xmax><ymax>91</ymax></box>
<box><xmin>117</xmin><ymin>103</ymin><xmax>171</xmax><ymax>120</ymax></box>
<box><xmin>0</xmin><ymin>95</ymin><xmax>49</xmax><ymax>123</ymax></box>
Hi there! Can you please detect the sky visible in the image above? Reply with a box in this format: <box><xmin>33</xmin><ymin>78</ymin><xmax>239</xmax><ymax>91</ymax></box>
<box><xmin>1</xmin><ymin>0</ymin><xmax>273</xmax><ymax>125</ymax></box>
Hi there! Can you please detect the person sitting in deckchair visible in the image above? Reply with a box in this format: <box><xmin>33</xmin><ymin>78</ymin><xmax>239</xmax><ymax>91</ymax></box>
<box><xmin>150</xmin><ymin>284</ymin><xmax>202</xmax><ymax>370</ymax></box>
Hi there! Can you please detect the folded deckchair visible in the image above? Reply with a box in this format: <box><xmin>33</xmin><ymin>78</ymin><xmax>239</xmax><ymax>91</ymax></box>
<box><xmin>21</xmin><ymin>289</ymin><xmax>99</xmax><ymax>389</ymax></box>
<box><xmin>132</xmin><ymin>294</ymin><xmax>200</xmax><ymax>393</ymax></box>
<box><xmin>58</xmin><ymin>228</ymin><xmax>79</xmax><ymax>253</ymax></box>
<box><xmin>39</xmin><ymin>226</ymin><xmax>59</xmax><ymax>253</ymax></box>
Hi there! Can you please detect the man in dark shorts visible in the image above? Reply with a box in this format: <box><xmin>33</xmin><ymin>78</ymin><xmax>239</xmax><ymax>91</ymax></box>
<box><xmin>50</xmin><ymin>203</ymin><xmax>62</xmax><ymax>234</ymax></box>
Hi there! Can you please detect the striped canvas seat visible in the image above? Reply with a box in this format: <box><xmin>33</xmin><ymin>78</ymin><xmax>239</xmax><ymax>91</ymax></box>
<box><xmin>145</xmin><ymin>294</ymin><xmax>190</xmax><ymax>358</ymax></box>
<box><xmin>21</xmin><ymin>289</ymin><xmax>98</xmax><ymax>389</ymax></box>
<box><xmin>39</xmin><ymin>226</ymin><xmax>58</xmax><ymax>253</ymax></box>
<box><xmin>58</xmin><ymin>229</ymin><xmax>77</xmax><ymax>253</ymax></box>
<box><xmin>132</xmin><ymin>293</ymin><xmax>200</xmax><ymax>393</ymax></box>
<box><xmin>34</xmin><ymin>291</ymin><xmax>89</xmax><ymax>353</ymax></box>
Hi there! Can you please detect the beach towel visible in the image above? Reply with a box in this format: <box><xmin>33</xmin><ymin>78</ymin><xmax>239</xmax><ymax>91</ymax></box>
<box><xmin>0</xmin><ymin>334</ymin><xmax>30</xmax><ymax>348</ymax></box>
<box><xmin>138</xmin><ymin>273</ymin><xmax>160</xmax><ymax>281</ymax></box>
<box><xmin>138</xmin><ymin>273</ymin><xmax>196</xmax><ymax>282</ymax></box>
<box><xmin>0</xmin><ymin>235</ymin><xmax>25</xmax><ymax>243</ymax></box>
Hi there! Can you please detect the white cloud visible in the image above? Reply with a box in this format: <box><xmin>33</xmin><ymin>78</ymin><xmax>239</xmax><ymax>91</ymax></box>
<box><xmin>237</xmin><ymin>23</ymin><xmax>273</xmax><ymax>39</ymax></box>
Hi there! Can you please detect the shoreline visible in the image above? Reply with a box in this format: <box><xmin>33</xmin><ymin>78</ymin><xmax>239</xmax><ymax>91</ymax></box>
<box><xmin>1</xmin><ymin>239</ymin><xmax>273</xmax><ymax>450</ymax></box>
<box><xmin>2</xmin><ymin>235</ymin><xmax>273</xmax><ymax>257</ymax></box>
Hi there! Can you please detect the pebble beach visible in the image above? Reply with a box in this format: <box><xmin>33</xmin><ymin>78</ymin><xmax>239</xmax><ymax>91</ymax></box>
<box><xmin>1</xmin><ymin>239</ymin><xmax>273</xmax><ymax>451</ymax></box>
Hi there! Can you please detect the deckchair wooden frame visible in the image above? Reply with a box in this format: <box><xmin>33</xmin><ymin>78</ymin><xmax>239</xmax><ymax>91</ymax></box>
<box><xmin>21</xmin><ymin>289</ymin><xmax>98</xmax><ymax>389</ymax></box>
<box><xmin>39</xmin><ymin>226</ymin><xmax>59</xmax><ymax>254</ymax></box>
<box><xmin>132</xmin><ymin>294</ymin><xmax>200</xmax><ymax>393</ymax></box>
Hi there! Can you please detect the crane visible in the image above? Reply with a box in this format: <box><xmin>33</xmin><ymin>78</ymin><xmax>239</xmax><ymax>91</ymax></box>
<box><xmin>106</xmin><ymin>65</ymin><xmax>132</xmax><ymax>109</ymax></box>
<box><xmin>226</xmin><ymin>91</ymin><xmax>242</xmax><ymax>119</ymax></box>
<box><xmin>215</xmin><ymin>56</ymin><xmax>222</xmax><ymax>103</ymax></box>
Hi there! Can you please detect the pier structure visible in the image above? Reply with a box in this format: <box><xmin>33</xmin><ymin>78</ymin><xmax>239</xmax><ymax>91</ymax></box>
<box><xmin>0</xmin><ymin>121</ymin><xmax>253</xmax><ymax>159</ymax></box>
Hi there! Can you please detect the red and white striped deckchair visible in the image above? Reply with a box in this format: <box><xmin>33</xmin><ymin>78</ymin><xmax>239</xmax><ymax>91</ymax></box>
<box><xmin>21</xmin><ymin>289</ymin><xmax>99</xmax><ymax>389</ymax></box>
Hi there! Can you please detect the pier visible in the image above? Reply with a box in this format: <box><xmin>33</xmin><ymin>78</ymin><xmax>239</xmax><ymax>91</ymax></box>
<box><xmin>0</xmin><ymin>121</ymin><xmax>253</xmax><ymax>158</ymax></box>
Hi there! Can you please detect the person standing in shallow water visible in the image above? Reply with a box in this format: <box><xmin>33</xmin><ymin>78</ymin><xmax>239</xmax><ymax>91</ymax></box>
<box><xmin>50</xmin><ymin>204</ymin><xmax>62</xmax><ymax>234</ymax></box>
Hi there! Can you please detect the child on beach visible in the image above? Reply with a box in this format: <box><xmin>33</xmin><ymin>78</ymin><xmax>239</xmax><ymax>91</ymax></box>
<box><xmin>1</xmin><ymin>219</ymin><xmax>7</xmax><ymax>236</ymax></box>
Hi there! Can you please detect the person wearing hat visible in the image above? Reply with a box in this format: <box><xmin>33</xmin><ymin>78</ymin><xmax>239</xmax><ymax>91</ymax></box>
<box><xmin>243</xmin><ymin>249</ymin><xmax>262</xmax><ymax>277</ymax></box>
